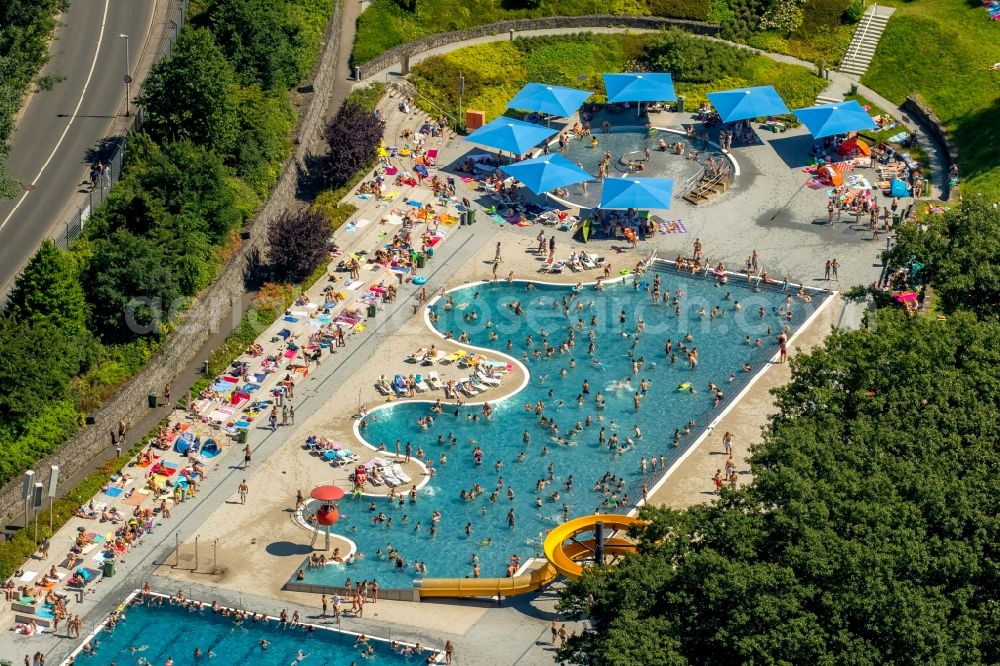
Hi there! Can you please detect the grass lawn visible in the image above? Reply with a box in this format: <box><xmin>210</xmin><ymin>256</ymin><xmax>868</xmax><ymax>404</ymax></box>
<box><xmin>410</xmin><ymin>33</ymin><xmax>825</xmax><ymax>123</ymax></box>
<box><xmin>746</xmin><ymin>23</ymin><xmax>855</xmax><ymax>67</ymax></box>
<box><xmin>862</xmin><ymin>0</ymin><xmax>1000</xmax><ymax>200</ymax></box>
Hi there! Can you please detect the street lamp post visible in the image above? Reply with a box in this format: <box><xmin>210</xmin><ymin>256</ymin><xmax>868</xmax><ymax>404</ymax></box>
<box><xmin>119</xmin><ymin>34</ymin><xmax>131</xmax><ymax>117</ymax></box>
<box><xmin>458</xmin><ymin>72</ymin><xmax>465</xmax><ymax>132</ymax></box>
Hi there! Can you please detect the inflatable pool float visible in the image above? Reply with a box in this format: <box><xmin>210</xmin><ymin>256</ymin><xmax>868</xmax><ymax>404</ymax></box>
<box><xmin>413</xmin><ymin>275</ymin><xmax>427</xmax><ymax>285</ymax></box>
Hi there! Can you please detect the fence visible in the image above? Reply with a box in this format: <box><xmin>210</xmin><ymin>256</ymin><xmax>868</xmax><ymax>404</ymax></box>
<box><xmin>54</xmin><ymin>0</ymin><xmax>189</xmax><ymax>249</ymax></box>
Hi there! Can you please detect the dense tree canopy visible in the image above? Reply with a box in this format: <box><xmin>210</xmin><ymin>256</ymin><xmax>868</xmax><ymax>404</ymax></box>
<box><xmin>886</xmin><ymin>198</ymin><xmax>1000</xmax><ymax>319</ymax></box>
<box><xmin>5</xmin><ymin>239</ymin><xmax>87</xmax><ymax>334</ymax></box>
<box><xmin>82</xmin><ymin>229</ymin><xmax>183</xmax><ymax>343</ymax></box>
<box><xmin>137</xmin><ymin>28</ymin><xmax>240</xmax><ymax>156</ymax></box>
<box><xmin>209</xmin><ymin>0</ymin><xmax>305</xmax><ymax>90</ymax></box>
<box><xmin>558</xmin><ymin>310</ymin><xmax>1000</xmax><ymax>665</ymax></box>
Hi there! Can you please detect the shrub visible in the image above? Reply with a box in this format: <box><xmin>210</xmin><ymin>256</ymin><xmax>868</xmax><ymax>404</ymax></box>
<box><xmin>322</xmin><ymin>101</ymin><xmax>385</xmax><ymax>188</ymax></box>
<box><xmin>313</xmin><ymin>190</ymin><xmax>358</xmax><ymax>232</ymax></box>
<box><xmin>646</xmin><ymin>0</ymin><xmax>710</xmax><ymax>20</ymax></box>
<box><xmin>720</xmin><ymin>0</ymin><xmax>764</xmax><ymax>40</ymax></box>
<box><xmin>209</xmin><ymin>0</ymin><xmax>305</xmax><ymax>90</ymax></box>
<box><xmin>644</xmin><ymin>27</ymin><xmax>744</xmax><ymax>82</ymax></box>
<box><xmin>843</xmin><ymin>0</ymin><xmax>864</xmax><ymax>24</ymax></box>
<box><xmin>795</xmin><ymin>0</ymin><xmax>849</xmax><ymax>36</ymax></box>
<box><xmin>268</xmin><ymin>209</ymin><xmax>333</xmax><ymax>282</ymax></box>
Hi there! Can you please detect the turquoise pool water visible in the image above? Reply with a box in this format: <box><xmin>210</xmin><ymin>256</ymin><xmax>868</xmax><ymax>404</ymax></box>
<box><xmin>304</xmin><ymin>266</ymin><xmax>821</xmax><ymax>587</ymax></box>
<box><xmin>75</xmin><ymin>597</ymin><xmax>419</xmax><ymax>665</ymax></box>
<box><xmin>555</xmin><ymin>127</ymin><xmax>707</xmax><ymax>208</ymax></box>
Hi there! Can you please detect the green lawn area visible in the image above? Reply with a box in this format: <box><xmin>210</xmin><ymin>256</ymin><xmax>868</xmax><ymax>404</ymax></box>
<box><xmin>410</xmin><ymin>33</ymin><xmax>825</xmax><ymax>122</ymax></box>
<box><xmin>862</xmin><ymin>0</ymin><xmax>1000</xmax><ymax>199</ymax></box>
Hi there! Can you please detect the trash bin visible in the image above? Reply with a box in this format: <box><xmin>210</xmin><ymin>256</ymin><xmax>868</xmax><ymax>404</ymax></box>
<box><xmin>102</xmin><ymin>559</ymin><xmax>115</xmax><ymax>578</ymax></box>
<box><xmin>426</xmin><ymin>247</ymin><xmax>434</xmax><ymax>258</ymax></box>
<box><xmin>467</xmin><ymin>209</ymin><xmax>477</xmax><ymax>225</ymax></box>
<box><xmin>460</xmin><ymin>211</ymin><xmax>469</xmax><ymax>226</ymax></box>
<box><xmin>147</xmin><ymin>393</ymin><xmax>158</xmax><ymax>408</ymax></box>
<box><xmin>849</xmin><ymin>83</ymin><xmax>858</xmax><ymax>95</ymax></box>
<box><xmin>238</xmin><ymin>429</ymin><xmax>248</xmax><ymax>444</ymax></box>
<box><xmin>367</xmin><ymin>303</ymin><xmax>377</xmax><ymax>318</ymax></box>
<box><xmin>892</xmin><ymin>213</ymin><xmax>901</xmax><ymax>226</ymax></box>
<box><xmin>416</xmin><ymin>253</ymin><xmax>426</xmax><ymax>269</ymax></box>
<box><xmin>676</xmin><ymin>95</ymin><xmax>685</xmax><ymax>114</ymax></box>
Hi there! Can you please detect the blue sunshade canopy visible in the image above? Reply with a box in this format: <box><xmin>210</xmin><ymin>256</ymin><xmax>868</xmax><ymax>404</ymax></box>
<box><xmin>600</xmin><ymin>177</ymin><xmax>673</xmax><ymax>210</ymax></box>
<box><xmin>507</xmin><ymin>83</ymin><xmax>592</xmax><ymax>118</ymax></box>
<box><xmin>707</xmin><ymin>85</ymin><xmax>789</xmax><ymax>123</ymax></box>
<box><xmin>464</xmin><ymin>117</ymin><xmax>558</xmax><ymax>155</ymax></box>
<box><xmin>792</xmin><ymin>100</ymin><xmax>878</xmax><ymax>138</ymax></box>
<box><xmin>603</xmin><ymin>73</ymin><xmax>676</xmax><ymax>103</ymax></box>
<box><xmin>500</xmin><ymin>154</ymin><xmax>593</xmax><ymax>194</ymax></box>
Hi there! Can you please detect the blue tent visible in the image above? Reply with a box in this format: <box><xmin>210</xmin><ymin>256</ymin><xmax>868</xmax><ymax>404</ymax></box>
<box><xmin>603</xmin><ymin>73</ymin><xmax>676</xmax><ymax>103</ymax></box>
<box><xmin>464</xmin><ymin>117</ymin><xmax>558</xmax><ymax>155</ymax></box>
<box><xmin>507</xmin><ymin>83</ymin><xmax>592</xmax><ymax>118</ymax></box>
<box><xmin>792</xmin><ymin>100</ymin><xmax>877</xmax><ymax>138</ymax></box>
<box><xmin>500</xmin><ymin>154</ymin><xmax>592</xmax><ymax>194</ymax></box>
<box><xmin>600</xmin><ymin>177</ymin><xmax>673</xmax><ymax>210</ymax></box>
<box><xmin>890</xmin><ymin>178</ymin><xmax>911</xmax><ymax>197</ymax></box>
<box><xmin>707</xmin><ymin>85</ymin><xmax>789</xmax><ymax>123</ymax></box>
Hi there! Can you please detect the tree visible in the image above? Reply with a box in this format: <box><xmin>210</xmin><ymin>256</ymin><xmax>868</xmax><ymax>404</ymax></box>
<box><xmin>209</xmin><ymin>0</ymin><xmax>304</xmax><ymax>90</ymax></box>
<box><xmin>323</xmin><ymin>100</ymin><xmax>385</xmax><ymax>188</ymax></box>
<box><xmin>5</xmin><ymin>239</ymin><xmax>87</xmax><ymax>334</ymax></box>
<box><xmin>558</xmin><ymin>311</ymin><xmax>1000</xmax><ymax>665</ymax></box>
<box><xmin>267</xmin><ymin>208</ymin><xmax>331</xmax><ymax>282</ymax></box>
<box><xmin>643</xmin><ymin>28</ymin><xmax>743</xmax><ymax>83</ymax></box>
<box><xmin>82</xmin><ymin>229</ymin><xmax>182</xmax><ymax>342</ymax></box>
<box><xmin>0</xmin><ymin>316</ymin><xmax>90</xmax><ymax>434</ymax></box>
<box><xmin>137</xmin><ymin>28</ymin><xmax>240</xmax><ymax>157</ymax></box>
<box><xmin>887</xmin><ymin>198</ymin><xmax>1000</xmax><ymax>319</ymax></box>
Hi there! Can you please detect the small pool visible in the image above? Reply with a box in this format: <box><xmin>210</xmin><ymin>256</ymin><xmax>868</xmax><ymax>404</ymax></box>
<box><xmin>300</xmin><ymin>266</ymin><xmax>827</xmax><ymax>589</ymax></box>
<box><xmin>553</xmin><ymin>127</ymin><xmax>713</xmax><ymax>209</ymax></box>
<box><xmin>68</xmin><ymin>594</ymin><xmax>429</xmax><ymax>665</ymax></box>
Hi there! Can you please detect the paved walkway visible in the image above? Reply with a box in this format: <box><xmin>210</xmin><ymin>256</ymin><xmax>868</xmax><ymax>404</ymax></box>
<box><xmin>356</xmin><ymin>23</ymin><xmax>946</xmax><ymax>200</ymax></box>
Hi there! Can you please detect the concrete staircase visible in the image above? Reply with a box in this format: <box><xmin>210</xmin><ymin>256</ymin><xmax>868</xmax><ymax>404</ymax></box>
<box><xmin>839</xmin><ymin>5</ymin><xmax>895</xmax><ymax>78</ymax></box>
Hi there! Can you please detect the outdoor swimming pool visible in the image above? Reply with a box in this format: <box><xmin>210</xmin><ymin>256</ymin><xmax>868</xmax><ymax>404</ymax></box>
<box><xmin>302</xmin><ymin>265</ymin><xmax>826</xmax><ymax>588</ymax></box>
<box><xmin>69</xmin><ymin>595</ymin><xmax>424</xmax><ymax>665</ymax></box>
<box><xmin>554</xmin><ymin>127</ymin><xmax>709</xmax><ymax>208</ymax></box>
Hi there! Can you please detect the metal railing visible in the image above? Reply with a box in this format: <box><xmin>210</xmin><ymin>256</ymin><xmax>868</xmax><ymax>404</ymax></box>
<box><xmin>683</xmin><ymin>162</ymin><xmax>733</xmax><ymax>200</ymax></box>
<box><xmin>843</xmin><ymin>4</ymin><xmax>879</xmax><ymax>70</ymax></box>
<box><xmin>388</xmin><ymin>79</ymin><xmax>461</xmax><ymax>131</ymax></box>
<box><xmin>53</xmin><ymin>0</ymin><xmax>189</xmax><ymax>250</ymax></box>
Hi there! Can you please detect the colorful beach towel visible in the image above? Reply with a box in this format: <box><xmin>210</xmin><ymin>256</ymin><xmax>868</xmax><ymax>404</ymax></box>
<box><xmin>657</xmin><ymin>220</ymin><xmax>688</xmax><ymax>234</ymax></box>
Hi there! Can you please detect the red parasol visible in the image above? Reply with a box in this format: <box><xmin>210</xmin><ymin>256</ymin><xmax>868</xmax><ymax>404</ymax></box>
<box><xmin>310</xmin><ymin>485</ymin><xmax>345</xmax><ymax>501</ymax></box>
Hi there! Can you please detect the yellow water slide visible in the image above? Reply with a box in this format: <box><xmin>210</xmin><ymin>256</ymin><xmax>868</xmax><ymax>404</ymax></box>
<box><xmin>416</xmin><ymin>514</ymin><xmax>641</xmax><ymax>598</ymax></box>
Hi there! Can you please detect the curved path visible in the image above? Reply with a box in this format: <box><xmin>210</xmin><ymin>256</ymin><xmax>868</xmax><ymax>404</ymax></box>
<box><xmin>0</xmin><ymin>0</ymin><xmax>163</xmax><ymax>297</ymax></box>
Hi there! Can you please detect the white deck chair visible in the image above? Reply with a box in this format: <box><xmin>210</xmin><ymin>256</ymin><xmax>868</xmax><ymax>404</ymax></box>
<box><xmin>391</xmin><ymin>463</ymin><xmax>412</xmax><ymax>484</ymax></box>
<box><xmin>475</xmin><ymin>371</ymin><xmax>500</xmax><ymax>386</ymax></box>
<box><xmin>427</xmin><ymin>372</ymin><xmax>444</xmax><ymax>390</ymax></box>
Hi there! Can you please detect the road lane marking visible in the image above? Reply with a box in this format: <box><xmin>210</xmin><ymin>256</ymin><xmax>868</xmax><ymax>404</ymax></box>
<box><xmin>0</xmin><ymin>0</ymin><xmax>112</xmax><ymax>232</ymax></box>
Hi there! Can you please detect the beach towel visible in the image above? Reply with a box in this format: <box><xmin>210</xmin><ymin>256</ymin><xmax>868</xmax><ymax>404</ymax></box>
<box><xmin>277</xmin><ymin>328</ymin><xmax>292</xmax><ymax>340</ymax></box>
<box><xmin>657</xmin><ymin>220</ymin><xmax>688</xmax><ymax>234</ymax></box>
<box><xmin>385</xmin><ymin>166</ymin><xmax>398</xmax><ymax>175</ymax></box>
<box><xmin>284</xmin><ymin>349</ymin><xmax>298</xmax><ymax>359</ymax></box>
<box><xmin>345</xmin><ymin>280</ymin><xmax>364</xmax><ymax>290</ymax></box>
<box><xmin>104</xmin><ymin>487</ymin><xmax>123</xmax><ymax>498</ymax></box>
<box><xmin>283</xmin><ymin>316</ymin><xmax>299</xmax><ymax>323</ymax></box>
<box><xmin>123</xmin><ymin>492</ymin><xmax>146</xmax><ymax>507</ymax></box>
<box><xmin>888</xmin><ymin>131</ymin><xmax>909</xmax><ymax>144</ymax></box>
<box><xmin>406</xmin><ymin>200</ymin><xmax>422</xmax><ymax>207</ymax></box>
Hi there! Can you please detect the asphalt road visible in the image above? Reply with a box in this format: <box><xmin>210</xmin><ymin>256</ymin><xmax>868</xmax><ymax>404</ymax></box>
<box><xmin>0</xmin><ymin>0</ymin><xmax>157</xmax><ymax>293</ymax></box>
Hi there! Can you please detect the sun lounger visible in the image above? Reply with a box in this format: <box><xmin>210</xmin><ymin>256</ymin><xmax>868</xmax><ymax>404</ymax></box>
<box><xmin>391</xmin><ymin>463</ymin><xmax>412</xmax><ymax>484</ymax></box>
<box><xmin>443</xmin><ymin>350</ymin><xmax>466</xmax><ymax>363</ymax></box>
<box><xmin>374</xmin><ymin>382</ymin><xmax>391</xmax><ymax>396</ymax></box>
<box><xmin>414</xmin><ymin>378</ymin><xmax>430</xmax><ymax>392</ymax></box>
<box><xmin>380</xmin><ymin>467</ymin><xmax>402</xmax><ymax>487</ymax></box>
<box><xmin>427</xmin><ymin>372</ymin><xmax>444</xmax><ymax>390</ymax></box>
<box><xmin>475</xmin><ymin>371</ymin><xmax>501</xmax><ymax>386</ymax></box>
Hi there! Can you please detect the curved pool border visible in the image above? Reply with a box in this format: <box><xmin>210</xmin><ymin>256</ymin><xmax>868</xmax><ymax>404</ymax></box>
<box><xmin>543</xmin><ymin>125</ymin><xmax>740</xmax><ymax>210</ymax></box>
<box><xmin>301</xmin><ymin>261</ymin><xmax>834</xmax><ymax>597</ymax></box>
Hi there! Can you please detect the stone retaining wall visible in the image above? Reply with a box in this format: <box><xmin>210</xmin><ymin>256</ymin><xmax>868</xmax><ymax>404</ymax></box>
<box><xmin>0</xmin><ymin>0</ymin><xmax>345</xmax><ymax>524</ymax></box>
<box><xmin>903</xmin><ymin>94</ymin><xmax>958</xmax><ymax>200</ymax></box>
<box><xmin>356</xmin><ymin>15</ymin><xmax>718</xmax><ymax>80</ymax></box>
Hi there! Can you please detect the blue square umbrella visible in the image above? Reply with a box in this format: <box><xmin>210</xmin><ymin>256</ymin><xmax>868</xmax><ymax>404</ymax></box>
<box><xmin>707</xmin><ymin>85</ymin><xmax>789</xmax><ymax>123</ymax></box>
<box><xmin>500</xmin><ymin>154</ymin><xmax>593</xmax><ymax>195</ymax></box>
<box><xmin>507</xmin><ymin>83</ymin><xmax>593</xmax><ymax>118</ymax></box>
<box><xmin>792</xmin><ymin>100</ymin><xmax>878</xmax><ymax>138</ymax></box>
<box><xmin>603</xmin><ymin>73</ymin><xmax>676</xmax><ymax>103</ymax></box>
<box><xmin>600</xmin><ymin>177</ymin><xmax>673</xmax><ymax>210</ymax></box>
<box><xmin>464</xmin><ymin>117</ymin><xmax>558</xmax><ymax>155</ymax></box>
